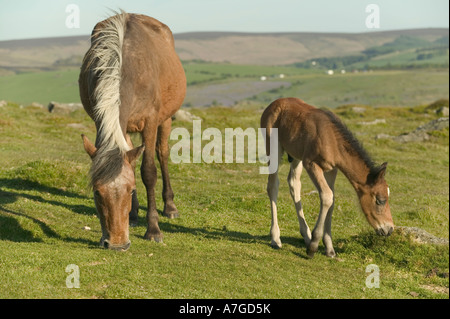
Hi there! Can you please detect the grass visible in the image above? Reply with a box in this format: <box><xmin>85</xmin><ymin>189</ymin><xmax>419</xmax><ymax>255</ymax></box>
<box><xmin>0</xmin><ymin>94</ymin><xmax>448</xmax><ymax>299</ymax></box>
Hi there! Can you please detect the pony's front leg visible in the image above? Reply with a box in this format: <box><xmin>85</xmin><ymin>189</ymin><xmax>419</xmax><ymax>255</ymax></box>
<box><xmin>141</xmin><ymin>124</ymin><xmax>163</xmax><ymax>242</ymax></box>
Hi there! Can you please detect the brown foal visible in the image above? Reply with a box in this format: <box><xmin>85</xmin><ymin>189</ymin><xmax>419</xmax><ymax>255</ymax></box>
<box><xmin>261</xmin><ymin>97</ymin><xmax>394</xmax><ymax>258</ymax></box>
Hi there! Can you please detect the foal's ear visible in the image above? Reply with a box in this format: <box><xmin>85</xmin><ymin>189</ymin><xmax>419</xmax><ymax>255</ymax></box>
<box><xmin>81</xmin><ymin>134</ymin><xmax>97</xmax><ymax>159</ymax></box>
<box><xmin>369</xmin><ymin>162</ymin><xmax>388</xmax><ymax>184</ymax></box>
<box><xmin>126</xmin><ymin>145</ymin><xmax>145</xmax><ymax>167</ymax></box>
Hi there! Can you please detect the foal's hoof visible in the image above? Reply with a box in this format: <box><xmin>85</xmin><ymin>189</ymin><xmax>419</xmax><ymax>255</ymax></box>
<box><xmin>306</xmin><ymin>244</ymin><xmax>318</xmax><ymax>259</ymax></box>
<box><xmin>270</xmin><ymin>239</ymin><xmax>282</xmax><ymax>249</ymax></box>
<box><xmin>144</xmin><ymin>231</ymin><xmax>164</xmax><ymax>243</ymax></box>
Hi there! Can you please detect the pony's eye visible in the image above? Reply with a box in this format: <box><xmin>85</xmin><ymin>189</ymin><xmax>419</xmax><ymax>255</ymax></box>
<box><xmin>376</xmin><ymin>197</ymin><xmax>386</xmax><ymax>206</ymax></box>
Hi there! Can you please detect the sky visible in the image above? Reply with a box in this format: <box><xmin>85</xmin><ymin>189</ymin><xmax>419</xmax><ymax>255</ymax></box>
<box><xmin>0</xmin><ymin>0</ymin><xmax>448</xmax><ymax>41</ymax></box>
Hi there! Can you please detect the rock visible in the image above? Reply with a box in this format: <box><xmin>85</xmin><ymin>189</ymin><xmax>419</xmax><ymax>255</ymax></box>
<box><xmin>396</xmin><ymin>226</ymin><xmax>449</xmax><ymax>245</ymax></box>
<box><xmin>415</xmin><ymin>117</ymin><xmax>449</xmax><ymax>132</ymax></box>
<box><xmin>375</xmin><ymin>133</ymin><xmax>392</xmax><ymax>140</ymax></box>
<box><xmin>436</xmin><ymin>106</ymin><xmax>449</xmax><ymax>117</ymax></box>
<box><xmin>0</xmin><ymin>100</ymin><xmax>7</xmax><ymax>107</ymax></box>
<box><xmin>82</xmin><ymin>226</ymin><xmax>91</xmax><ymax>231</ymax></box>
<box><xmin>172</xmin><ymin>109</ymin><xmax>201</xmax><ymax>122</ymax></box>
<box><xmin>351</xmin><ymin>106</ymin><xmax>366</xmax><ymax>113</ymax></box>
<box><xmin>48</xmin><ymin>101</ymin><xmax>83</xmax><ymax>113</ymax></box>
<box><xmin>29</xmin><ymin>102</ymin><xmax>44</xmax><ymax>108</ymax></box>
<box><xmin>394</xmin><ymin>131</ymin><xmax>430</xmax><ymax>143</ymax></box>
<box><xmin>394</xmin><ymin>117</ymin><xmax>448</xmax><ymax>143</ymax></box>
<box><xmin>360</xmin><ymin>119</ymin><xmax>386</xmax><ymax>125</ymax></box>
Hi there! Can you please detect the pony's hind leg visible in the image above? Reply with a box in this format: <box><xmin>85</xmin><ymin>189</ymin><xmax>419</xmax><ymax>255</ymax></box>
<box><xmin>287</xmin><ymin>159</ymin><xmax>311</xmax><ymax>247</ymax></box>
<box><xmin>141</xmin><ymin>121</ymin><xmax>163</xmax><ymax>242</ymax></box>
<box><xmin>156</xmin><ymin>117</ymin><xmax>179</xmax><ymax>219</ymax></box>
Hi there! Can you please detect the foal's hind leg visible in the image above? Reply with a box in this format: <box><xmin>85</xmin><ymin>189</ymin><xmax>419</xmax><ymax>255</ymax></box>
<box><xmin>323</xmin><ymin>168</ymin><xmax>337</xmax><ymax>258</ymax></box>
<box><xmin>156</xmin><ymin>117</ymin><xmax>179</xmax><ymax>219</ymax></box>
<box><xmin>267</xmin><ymin>146</ymin><xmax>283</xmax><ymax>249</ymax></box>
<box><xmin>287</xmin><ymin>159</ymin><xmax>311</xmax><ymax>247</ymax></box>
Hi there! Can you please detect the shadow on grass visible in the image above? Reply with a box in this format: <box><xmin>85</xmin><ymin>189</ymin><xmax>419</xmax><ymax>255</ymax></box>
<box><xmin>0</xmin><ymin>178</ymin><xmax>97</xmax><ymax>246</ymax></box>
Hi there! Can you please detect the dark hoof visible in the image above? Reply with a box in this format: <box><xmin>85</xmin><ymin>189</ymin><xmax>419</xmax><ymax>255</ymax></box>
<box><xmin>144</xmin><ymin>231</ymin><xmax>163</xmax><ymax>243</ymax></box>
<box><xmin>306</xmin><ymin>244</ymin><xmax>318</xmax><ymax>259</ymax></box>
<box><xmin>129</xmin><ymin>219</ymin><xmax>138</xmax><ymax>227</ymax></box>
<box><xmin>164</xmin><ymin>211</ymin><xmax>179</xmax><ymax>219</ymax></box>
<box><xmin>163</xmin><ymin>203</ymin><xmax>179</xmax><ymax>219</ymax></box>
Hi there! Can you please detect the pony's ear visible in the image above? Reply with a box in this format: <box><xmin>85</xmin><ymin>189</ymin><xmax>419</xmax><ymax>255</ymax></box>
<box><xmin>126</xmin><ymin>145</ymin><xmax>145</xmax><ymax>167</ymax></box>
<box><xmin>81</xmin><ymin>134</ymin><xmax>97</xmax><ymax>159</ymax></box>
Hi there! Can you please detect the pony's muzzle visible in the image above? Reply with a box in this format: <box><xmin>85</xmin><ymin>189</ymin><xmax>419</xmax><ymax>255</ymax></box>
<box><xmin>102</xmin><ymin>238</ymin><xmax>131</xmax><ymax>251</ymax></box>
<box><xmin>376</xmin><ymin>225</ymin><xmax>394</xmax><ymax>237</ymax></box>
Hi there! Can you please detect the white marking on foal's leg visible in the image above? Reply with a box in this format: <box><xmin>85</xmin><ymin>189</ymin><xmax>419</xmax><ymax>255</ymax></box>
<box><xmin>305</xmin><ymin>162</ymin><xmax>334</xmax><ymax>258</ymax></box>
<box><xmin>268</xmin><ymin>171</ymin><xmax>281</xmax><ymax>248</ymax></box>
<box><xmin>288</xmin><ymin>160</ymin><xmax>311</xmax><ymax>246</ymax></box>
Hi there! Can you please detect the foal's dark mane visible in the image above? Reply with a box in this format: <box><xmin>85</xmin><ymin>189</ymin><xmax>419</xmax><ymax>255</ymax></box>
<box><xmin>322</xmin><ymin>109</ymin><xmax>380</xmax><ymax>175</ymax></box>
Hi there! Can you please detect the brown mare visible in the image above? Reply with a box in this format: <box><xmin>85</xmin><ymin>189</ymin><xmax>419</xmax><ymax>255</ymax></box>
<box><xmin>261</xmin><ymin>97</ymin><xmax>394</xmax><ymax>258</ymax></box>
<box><xmin>79</xmin><ymin>11</ymin><xmax>186</xmax><ymax>250</ymax></box>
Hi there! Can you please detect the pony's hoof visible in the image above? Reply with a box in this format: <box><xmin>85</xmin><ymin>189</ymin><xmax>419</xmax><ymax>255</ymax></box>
<box><xmin>164</xmin><ymin>211</ymin><xmax>179</xmax><ymax>219</ymax></box>
<box><xmin>144</xmin><ymin>231</ymin><xmax>164</xmax><ymax>243</ymax></box>
<box><xmin>129</xmin><ymin>219</ymin><xmax>138</xmax><ymax>227</ymax></box>
<box><xmin>326</xmin><ymin>250</ymin><xmax>336</xmax><ymax>258</ymax></box>
<box><xmin>163</xmin><ymin>203</ymin><xmax>179</xmax><ymax>219</ymax></box>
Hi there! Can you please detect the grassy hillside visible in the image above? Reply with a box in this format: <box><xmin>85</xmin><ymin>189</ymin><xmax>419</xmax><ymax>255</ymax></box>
<box><xmin>0</xmin><ymin>96</ymin><xmax>448</xmax><ymax>299</ymax></box>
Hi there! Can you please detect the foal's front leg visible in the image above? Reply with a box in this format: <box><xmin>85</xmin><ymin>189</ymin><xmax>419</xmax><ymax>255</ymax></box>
<box><xmin>305</xmin><ymin>162</ymin><xmax>335</xmax><ymax>258</ymax></box>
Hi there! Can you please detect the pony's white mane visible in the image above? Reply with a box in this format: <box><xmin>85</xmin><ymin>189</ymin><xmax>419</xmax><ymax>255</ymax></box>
<box><xmin>90</xmin><ymin>10</ymin><xmax>130</xmax><ymax>154</ymax></box>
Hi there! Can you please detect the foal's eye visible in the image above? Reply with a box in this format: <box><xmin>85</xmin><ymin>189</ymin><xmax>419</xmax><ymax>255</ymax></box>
<box><xmin>375</xmin><ymin>197</ymin><xmax>386</xmax><ymax>206</ymax></box>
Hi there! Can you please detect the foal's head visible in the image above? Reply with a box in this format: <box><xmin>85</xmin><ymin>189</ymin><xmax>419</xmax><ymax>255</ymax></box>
<box><xmin>82</xmin><ymin>135</ymin><xmax>144</xmax><ymax>250</ymax></box>
<box><xmin>358</xmin><ymin>162</ymin><xmax>394</xmax><ymax>236</ymax></box>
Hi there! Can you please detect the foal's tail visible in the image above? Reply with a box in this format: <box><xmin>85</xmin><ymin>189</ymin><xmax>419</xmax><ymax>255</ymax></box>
<box><xmin>84</xmin><ymin>10</ymin><xmax>130</xmax><ymax>154</ymax></box>
<box><xmin>260</xmin><ymin>100</ymin><xmax>281</xmax><ymax>158</ymax></box>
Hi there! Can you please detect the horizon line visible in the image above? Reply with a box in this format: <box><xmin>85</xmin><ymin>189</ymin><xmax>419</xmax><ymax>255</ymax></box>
<box><xmin>0</xmin><ymin>27</ymin><xmax>448</xmax><ymax>43</ymax></box>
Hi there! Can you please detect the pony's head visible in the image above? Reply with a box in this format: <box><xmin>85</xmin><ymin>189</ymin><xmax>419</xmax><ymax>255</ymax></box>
<box><xmin>82</xmin><ymin>134</ymin><xmax>144</xmax><ymax>250</ymax></box>
<box><xmin>358</xmin><ymin>162</ymin><xmax>394</xmax><ymax>236</ymax></box>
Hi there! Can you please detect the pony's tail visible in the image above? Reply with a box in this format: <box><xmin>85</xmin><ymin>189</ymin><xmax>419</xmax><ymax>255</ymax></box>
<box><xmin>89</xmin><ymin>10</ymin><xmax>130</xmax><ymax>154</ymax></box>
